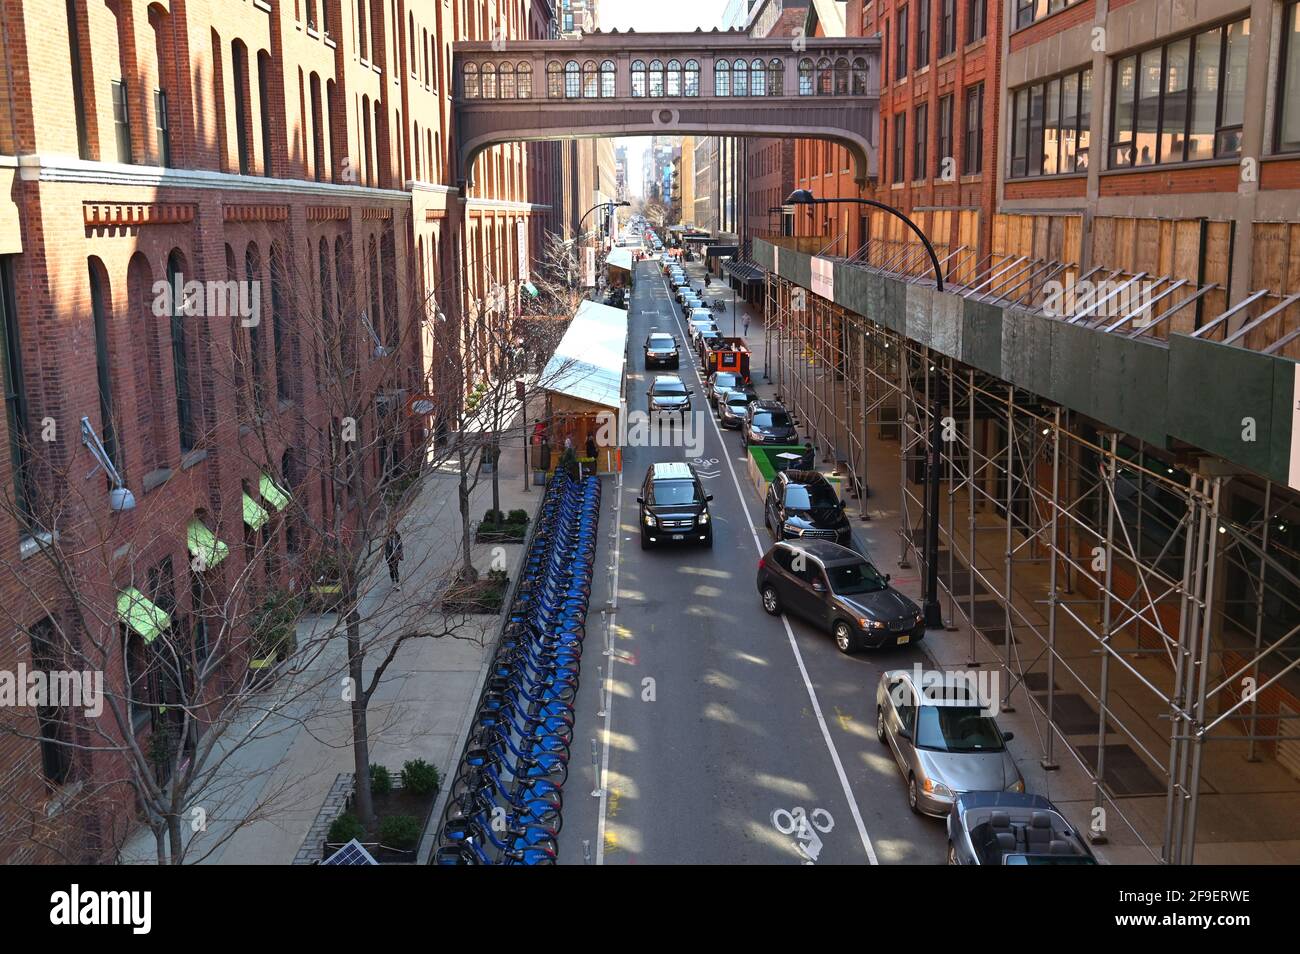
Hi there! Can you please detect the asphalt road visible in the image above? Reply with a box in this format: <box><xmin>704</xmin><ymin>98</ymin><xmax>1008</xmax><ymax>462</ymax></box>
<box><xmin>558</xmin><ymin>259</ymin><xmax>947</xmax><ymax>865</ymax></box>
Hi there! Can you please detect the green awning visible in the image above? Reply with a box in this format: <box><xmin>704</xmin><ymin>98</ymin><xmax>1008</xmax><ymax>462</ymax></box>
<box><xmin>524</xmin><ymin>281</ymin><xmax>539</xmax><ymax>298</ymax></box>
<box><xmin>243</xmin><ymin>492</ymin><xmax>270</xmax><ymax>530</ymax></box>
<box><xmin>117</xmin><ymin>587</ymin><xmax>171</xmax><ymax>644</ymax></box>
<box><xmin>186</xmin><ymin>518</ymin><xmax>229</xmax><ymax>570</ymax></box>
<box><xmin>259</xmin><ymin>472</ymin><xmax>290</xmax><ymax>511</ymax></box>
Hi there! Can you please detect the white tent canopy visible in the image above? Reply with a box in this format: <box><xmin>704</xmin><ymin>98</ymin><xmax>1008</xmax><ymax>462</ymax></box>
<box><xmin>541</xmin><ymin>299</ymin><xmax>628</xmax><ymax>410</ymax></box>
<box><xmin>606</xmin><ymin>246</ymin><xmax>634</xmax><ymax>272</ymax></box>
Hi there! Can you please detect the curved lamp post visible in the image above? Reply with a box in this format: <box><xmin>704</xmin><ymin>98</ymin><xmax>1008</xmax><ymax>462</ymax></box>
<box><xmin>783</xmin><ymin>188</ymin><xmax>946</xmax><ymax>628</ymax></box>
<box><xmin>576</xmin><ymin>200</ymin><xmax>631</xmax><ymax>300</ymax></box>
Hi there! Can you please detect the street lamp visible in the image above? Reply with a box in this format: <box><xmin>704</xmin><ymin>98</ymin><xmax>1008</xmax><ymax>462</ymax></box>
<box><xmin>784</xmin><ymin>188</ymin><xmax>945</xmax><ymax>628</ymax></box>
<box><xmin>577</xmin><ymin>200</ymin><xmax>631</xmax><ymax>301</ymax></box>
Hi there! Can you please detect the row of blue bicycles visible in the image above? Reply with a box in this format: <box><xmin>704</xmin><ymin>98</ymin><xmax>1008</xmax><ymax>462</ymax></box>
<box><xmin>435</xmin><ymin>470</ymin><xmax>601</xmax><ymax>865</ymax></box>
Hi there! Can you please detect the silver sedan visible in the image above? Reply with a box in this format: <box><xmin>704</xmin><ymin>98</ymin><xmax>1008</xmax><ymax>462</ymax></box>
<box><xmin>875</xmin><ymin>669</ymin><xmax>1025</xmax><ymax>817</ymax></box>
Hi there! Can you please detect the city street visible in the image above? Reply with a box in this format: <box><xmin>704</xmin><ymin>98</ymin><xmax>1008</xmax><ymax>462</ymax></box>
<box><xmin>559</xmin><ymin>258</ymin><xmax>946</xmax><ymax>864</ymax></box>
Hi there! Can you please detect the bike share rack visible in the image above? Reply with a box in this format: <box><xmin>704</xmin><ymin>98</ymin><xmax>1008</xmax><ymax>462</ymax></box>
<box><xmin>434</xmin><ymin>471</ymin><xmax>602</xmax><ymax>865</ymax></box>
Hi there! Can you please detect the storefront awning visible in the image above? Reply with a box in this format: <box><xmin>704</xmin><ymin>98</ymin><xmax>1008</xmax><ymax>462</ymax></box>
<box><xmin>725</xmin><ymin>260</ymin><xmax>765</xmax><ymax>283</ymax></box>
<box><xmin>606</xmin><ymin>247</ymin><xmax>634</xmax><ymax>272</ymax></box>
<box><xmin>117</xmin><ymin>587</ymin><xmax>171</xmax><ymax>644</ymax></box>
<box><xmin>187</xmin><ymin>518</ymin><xmax>229</xmax><ymax>570</ymax></box>
<box><xmin>260</xmin><ymin>472</ymin><xmax>290</xmax><ymax>511</ymax></box>
<box><xmin>243</xmin><ymin>492</ymin><xmax>270</xmax><ymax>530</ymax></box>
<box><xmin>540</xmin><ymin>299</ymin><xmax>628</xmax><ymax>410</ymax></box>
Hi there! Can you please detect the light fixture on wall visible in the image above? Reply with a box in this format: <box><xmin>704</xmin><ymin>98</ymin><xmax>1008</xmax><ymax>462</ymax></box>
<box><xmin>80</xmin><ymin>416</ymin><xmax>135</xmax><ymax>512</ymax></box>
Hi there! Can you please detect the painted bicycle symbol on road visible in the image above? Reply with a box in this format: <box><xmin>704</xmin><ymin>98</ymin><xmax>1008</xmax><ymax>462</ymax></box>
<box><xmin>692</xmin><ymin>457</ymin><xmax>721</xmax><ymax>479</ymax></box>
<box><xmin>771</xmin><ymin>806</ymin><xmax>835</xmax><ymax>863</ymax></box>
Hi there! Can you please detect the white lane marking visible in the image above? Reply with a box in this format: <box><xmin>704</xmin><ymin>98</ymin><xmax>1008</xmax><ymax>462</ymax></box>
<box><xmin>595</xmin><ymin>468</ymin><xmax>623</xmax><ymax>866</ymax></box>
<box><xmin>658</xmin><ymin>267</ymin><xmax>881</xmax><ymax>866</ymax></box>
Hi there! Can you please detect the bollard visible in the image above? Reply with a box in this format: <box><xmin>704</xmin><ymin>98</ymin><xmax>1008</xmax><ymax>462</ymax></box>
<box><xmin>596</xmin><ymin>665</ymin><xmax>607</xmax><ymax>717</ymax></box>
<box><xmin>582</xmin><ymin>839</ymin><xmax>592</xmax><ymax>864</ymax></box>
<box><xmin>590</xmin><ymin>738</ymin><xmax>604</xmax><ymax>797</ymax></box>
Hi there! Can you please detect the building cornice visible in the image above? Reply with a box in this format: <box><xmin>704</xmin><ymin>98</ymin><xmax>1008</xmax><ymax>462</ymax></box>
<box><xmin>464</xmin><ymin>197</ymin><xmax>553</xmax><ymax>212</ymax></box>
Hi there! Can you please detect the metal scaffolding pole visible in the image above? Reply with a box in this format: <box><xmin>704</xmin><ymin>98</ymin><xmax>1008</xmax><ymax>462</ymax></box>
<box><xmin>1043</xmin><ymin>404</ymin><xmax>1062</xmax><ymax>770</ymax></box>
<box><xmin>857</xmin><ymin>319</ymin><xmax>870</xmax><ymax>519</ymax></box>
<box><xmin>966</xmin><ymin>367</ymin><xmax>979</xmax><ymax>668</ymax></box>
<box><xmin>945</xmin><ymin>355</ymin><xmax>957</xmax><ymax>630</ymax></box>
<box><xmin>1246</xmin><ymin>481</ymin><xmax>1272</xmax><ymax>762</ymax></box>
<box><xmin>898</xmin><ymin>348</ymin><xmax>911</xmax><ymax>569</ymax></box>
<box><xmin>1001</xmin><ymin>387</ymin><xmax>1018</xmax><ymax>711</ymax></box>
<box><xmin>1090</xmin><ymin>434</ymin><xmax>1120</xmax><ymax>842</ymax></box>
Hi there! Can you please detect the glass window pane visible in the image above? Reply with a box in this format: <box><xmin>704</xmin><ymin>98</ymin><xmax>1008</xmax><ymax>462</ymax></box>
<box><xmin>1028</xmin><ymin>82</ymin><xmax>1045</xmax><ymax>174</ymax></box>
<box><xmin>1112</xmin><ymin>56</ymin><xmax>1136</xmax><ymax>166</ymax></box>
<box><xmin>1077</xmin><ymin>69</ymin><xmax>1091</xmax><ymax>171</ymax></box>
<box><xmin>1280</xmin><ymin>9</ymin><xmax>1300</xmax><ymax>150</ymax></box>
<box><xmin>1219</xmin><ymin>17</ymin><xmax>1249</xmax><ymax>153</ymax></box>
<box><xmin>1190</xmin><ymin>28</ymin><xmax>1221</xmax><ymax>160</ymax></box>
<box><xmin>1060</xmin><ymin>72</ymin><xmax>1078</xmax><ymax>172</ymax></box>
<box><xmin>1159</xmin><ymin>37</ymin><xmax>1190</xmax><ymax>163</ymax></box>
<box><xmin>1042</xmin><ymin>78</ymin><xmax>1060</xmax><ymax>174</ymax></box>
<box><xmin>1134</xmin><ymin>50</ymin><xmax>1162</xmax><ymax>166</ymax></box>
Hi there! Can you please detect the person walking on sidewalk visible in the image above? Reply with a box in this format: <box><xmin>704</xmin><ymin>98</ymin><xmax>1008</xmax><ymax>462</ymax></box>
<box><xmin>384</xmin><ymin>526</ymin><xmax>404</xmax><ymax>590</ymax></box>
<box><xmin>743</xmin><ymin>314</ymin><xmax>751</xmax><ymax>336</ymax></box>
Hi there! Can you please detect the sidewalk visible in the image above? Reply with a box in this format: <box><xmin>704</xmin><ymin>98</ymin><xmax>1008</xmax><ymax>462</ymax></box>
<box><xmin>721</xmin><ymin>265</ymin><xmax>1300</xmax><ymax>864</ymax></box>
<box><xmin>120</xmin><ymin>408</ymin><xmax>543</xmax><ymax>865</ymax></box>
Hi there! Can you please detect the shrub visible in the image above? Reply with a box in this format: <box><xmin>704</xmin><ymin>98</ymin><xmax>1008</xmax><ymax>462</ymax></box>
<box><xmin>400</xmin><ymin>759</ymin><xmax>442</xmax><ymax>797</ymax></box>
<box><xmin>507</xmin><ymin>509</ymin><xmax>529</xmax><ymax>525</ymax></box>
<box><xmin>369</xmin><ymin>763</ymin><xmax>392</xmax><ymax>796</ymax></box>
<box><xmin>487</xmin><ymin>568</ymin><xmax>508</xmax><ymax>586</ymax></box>
<box><xmin>328</xmin><ymin>812</ymin><xmax>364</xmax><ymax>844</ymax></box>
<box><xmin>483</xmin><ymin>507</ymin><xmax>506</xmax><ymax>525</ymax></box>
<box><xmin>379</xmin><ymin>814</ymin><xmax>423</xmax><ymax>851</ymax></box>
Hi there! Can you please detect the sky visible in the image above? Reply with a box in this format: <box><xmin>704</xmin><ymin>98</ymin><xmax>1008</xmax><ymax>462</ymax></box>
<box><xmin>600</xmin><ymin>0</ymin><xmax>733</xmax><ymax>194</ymax></box>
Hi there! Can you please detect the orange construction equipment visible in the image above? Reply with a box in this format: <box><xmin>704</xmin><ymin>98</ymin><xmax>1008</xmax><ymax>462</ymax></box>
<box><xmin>701</xmin><ymin>337</ymin><xmax>751</xmax><ymax>378</ymax></box>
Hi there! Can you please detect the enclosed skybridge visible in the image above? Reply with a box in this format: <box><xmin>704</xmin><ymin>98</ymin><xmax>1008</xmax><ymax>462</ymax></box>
<box><xmin>451</xmin><ymin>30</ymin><xmax>880</xmax><ymax>189</ymax></box>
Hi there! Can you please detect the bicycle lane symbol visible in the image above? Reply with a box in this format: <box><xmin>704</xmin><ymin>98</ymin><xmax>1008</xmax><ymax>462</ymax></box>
<box><xmin>771</xmin><ymin>807</ymin><xmax>835</xmax><ymax>864</ymax></box>
<box><xmin>692</xmin><ymin>456</ymin><xmax>720</xmax><ymax>479</ymax></box>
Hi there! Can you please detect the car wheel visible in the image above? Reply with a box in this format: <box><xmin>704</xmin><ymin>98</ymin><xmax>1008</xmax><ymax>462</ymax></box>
<box><xmin>907</xmin><ymin>775</ymin><xmax>921</xmax><ymax>815</ymax></box>
<box><xmin>833</xmin><ymin>621</ymin><xmax>857</xmax><ymax>654</ymax></box>
<box><xmin>947</xmin><ymin>842</ymin><xmax>958</xmax><ymax>866</ymax></box>
<box><xmin>876</xmin><ymin>707</ymin><xmax>887</xmax><ymax>743</ymax></box>
<box><xmin>760</xmin><ymin>586</ymin><xmax>781</xmax><ymax>616</ymax></box>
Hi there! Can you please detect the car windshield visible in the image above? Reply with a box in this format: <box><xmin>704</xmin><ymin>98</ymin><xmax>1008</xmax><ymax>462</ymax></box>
<box><xmin>784</xmin><ymin>481</ymin><xmax>839</xmax><ymax>510</ymax></box>
<box><xmin>726</xmin><ymin>394</ymin><xmax>750</xmax><ymax>408</ymax></box>
<box><xmin>1004</xmin><ymin>854</ymin><xmax>1096</xmax><ymax>866</ymax></box>
<box><xmin>914</xmin><ymin>706</ymin><xmax>1004</xmax><ymax>752</ymax></box>
<box><xmin>653</xmin><ymin>379</ymin><xmax>687</xmax><ymax>395</ymax></box>
<box><xmin>826</xmin><ymin>561</ymin><xmax>889</xmax><ymax>594</ymax></box>
<box><xmin>648</xmin><ymin>336</ymin><xmax>674</xmax><ymax>349</ymax></box>
<box><xmin>652</xmin><ymin>479</ymin><xmax>700</xmax><ymax>505</ymax></box>
<box><xmin>714</xmin><ymin>374</ymin><xmax>739</xmax><ymax>389</ymax></box>
<box><xmin>752</xmin><ymin>411</ymin><xmax>791</xmax><ymax>429</ymax></box>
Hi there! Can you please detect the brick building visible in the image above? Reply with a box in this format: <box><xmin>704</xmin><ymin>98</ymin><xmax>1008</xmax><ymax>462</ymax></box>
<box><xmin>0</xmin><ymin>0</ymin><xmax>558</xmax><ymax>862</ymax></box>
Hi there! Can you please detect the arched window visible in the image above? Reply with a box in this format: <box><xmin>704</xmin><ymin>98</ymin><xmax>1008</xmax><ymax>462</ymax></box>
<box><xmin>166</xmin><ymin>250</ymin><xmax>196</xmax><ymax>452</ymax></box>
<box><xmin>833</xmin><ymin>57</ymin><xmax>850</xmax><ymax>95</ymax></box>
<box><xmin>852</xmin><ymin>57</ymin><xmax>869</xmax><ymax>95</ymax></box>
<box><xmin>750</xmin><ymin>58</ymin><xmax>766</xmax><ymax>96</ymax></box>
<box><xmin>464</xmin><ymin>62</ymin><xmax>480</xmax><ymax>98</ymax></box>
<box><xmin>816</xmin><ymin>57</ymin><xmax>832</xmax><ymax>95</ymax></box>
<box><xmin>564</xmin><ymin>60</ymin><xmax>580</xmax><ymax>98</ymax></box>
<box><xmin>499</xmin><ymin>62</ymin><xmax>516</xmax><ymax>99</ymax></box>
<box><xmin>631</xmin><ymin>59</ymin><xmax>647</xmax><ymax>97</ymax></box>
<box><xmin>733</xmin><ymin>58</ymin><xmax>748</xmax><ymax>96</ymax></box>
<box><xmin>798</xmin><ymin>58</ymin><xmax>813</xmax><ymax>95</ymax></box>
<box><xmin>518</xmin><ymin>61</ymin><xmax>533</xmax><ymax>98</ymax></box>
<box><xmin>481</xmin><ymin>62</ymin><xmax>497</xmax><ymax>98</ymax></box>
<box><xmin>769</xmin><ymin>58</ymin><xmax>783</xmax><ymax>95</ymax></box>
<box><xmin>600</xmin><ymin>60</ymin><xmax>616</xmax><ymax>97</ymax></box>
<box><xmin>666</xmin><ymin>59</ymin><xmax>681</xmax><ymax>96</ymax></box>
<box><xmin>647</xmin><ymin>59</ymin><xmax>663</xmax><ymax>97</ymax></box>
<box><xmin>684</xmin><ymin>59</ymin><xmax>700</xmax><ymax>96</ymax></box>
<box><xmin>547</xmin><ymin>61</ymin><xmax>563</xmax><ymax>98</ymax></box>
<box><xmin>582</xmin><ymin>60</ymin><xmax>598</xmax><ymax>97</ymax></box>
<box><xmin>269</xmin><ymin>243</ymin><xmax>289</xmax><ymax>403</ymax></box>
<box><xmin>714</xmin><ymin>58</ymin><xmax>730</xmax><ymax>96</ymax></box>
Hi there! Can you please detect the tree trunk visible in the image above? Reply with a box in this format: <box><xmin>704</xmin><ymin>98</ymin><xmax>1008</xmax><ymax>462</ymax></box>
<box><xmin>167</xmin><ymin>813</ymin><xmax>184</xmax><ymax>865</ymax></box>
<box><xmin>346</xmin><ymin>603</ymin><xmax>375</xmax><ymax>828</ymax></box>
<box><xmin>458</xmin><ymin>442</ymin><xmax>475</xmax><ymax>579</ymax></box>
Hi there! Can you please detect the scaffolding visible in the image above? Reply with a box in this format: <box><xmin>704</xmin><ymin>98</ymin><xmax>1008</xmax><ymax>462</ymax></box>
<box><xmin>763</xmin><ymin>268</ymin><xmax>1300</xmax><ymax>863</ymax></box>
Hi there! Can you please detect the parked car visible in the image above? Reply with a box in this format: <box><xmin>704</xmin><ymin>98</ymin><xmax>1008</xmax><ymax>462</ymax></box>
<box><xmin>707</xmin><ymin>371</ymin><xmax>754</xmax><ymax>408</ymax></box>
<box><xmin>756</xmin><ymin>539</ymin><xmax>924</xmax><ymax>652</ymax></box>
<box><xmin>875</xmin><ymin>668</ymin><xmax>1024</xmax><ymax>816</ymax></box>
<box><xmin>646</xmin><ymin>373</ymin><xmax>692</xmax><ymax>415</ymax></box>
<box><xmin>946</xmin><ymin>792</ymin><xmax>1097</xmax><ymax>865</ymax></box>
<box><xmin>637</xmin><ymin>461</ymin><xmax>713</xmax><ymax>550</ymax></box>
<box><xmin>718</xmin><ymin>388</ymin><xmax>756</xmax><ymax>428</ymax></box>
<box><xmin>742</xmin><ymin>400</ymin><xmax>798</xmax><ymax>446</ymax></box>
<box><xmin>644</xmin><ymin>331</ymin><xmax>680</xmax><ymax>369</ymax></box>
<box><xmin>763</xmin><ymin>470</ymin><xmax>853</xmax><ymax>545</ymax></box>
<box><xmin>688</xmin><ymin>314</ymin><xmax>719</xmax><ymax>345</ymax></box>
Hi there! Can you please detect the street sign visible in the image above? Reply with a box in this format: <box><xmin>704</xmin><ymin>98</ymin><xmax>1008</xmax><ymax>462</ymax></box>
<box><xmin>404</xmin><ymin>393</ymin><xmax>436</xmax><ymax>417</ymax></box>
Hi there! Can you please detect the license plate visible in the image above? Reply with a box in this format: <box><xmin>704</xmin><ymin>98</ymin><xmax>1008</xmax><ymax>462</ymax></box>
<box><xmin>896</xmin><ymin>635</ymin><xmax>911</xmax><ymax>645</ymax></box>
<box><xmin>671</xmin><ymin>534</ymin><xmax>685</xmax><ymax>540</ymax></box>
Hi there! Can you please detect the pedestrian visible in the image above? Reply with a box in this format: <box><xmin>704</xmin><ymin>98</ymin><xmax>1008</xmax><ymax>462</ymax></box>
<box><xmin>743</xmin><ymin>314</ymin><xmax>751</xmax><ymax>336</ymax></box>
<box><xmin>704</xmin><ymin>273</ymin><xmax>711</xmax><ymax>288</ymax></box>
<box><xmin>798</xmin><ymin>441</ymin><xmax>816</xmax><ymax>471</ymax></box>
<box><xmin>384</xmin><ymin>526</ymin><xmax>404</xmax><ymax>590</ymax></box>
<box><xmin>585</xmin><ymin>434</ymin><xmax>598</xmax><ymax>475</ymax></box>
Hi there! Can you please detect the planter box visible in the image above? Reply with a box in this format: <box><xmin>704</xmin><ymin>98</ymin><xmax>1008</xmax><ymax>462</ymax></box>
<box><xmin>474</xmin><ymin>524</ymin><xmax>528</xmax><ymax>543</ymax></box>
<box><xmin>320</xmin><ymin>777</ymin><xmax>439</xmax><ymax>865</ymax></box>
<box><xmin>440</xmin><ymin>576</ymin><xmax>510</xmax><ymax>615</ymax></box>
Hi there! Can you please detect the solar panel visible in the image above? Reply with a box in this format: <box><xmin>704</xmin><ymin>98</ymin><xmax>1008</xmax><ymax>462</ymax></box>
<box><xmin>321</xmin><ymin>838</ymin><xmax>378</xmax><ymax>866</ymax></box>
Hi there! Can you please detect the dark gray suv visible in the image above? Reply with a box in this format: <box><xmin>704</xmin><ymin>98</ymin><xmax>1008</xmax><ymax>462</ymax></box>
<box><xmin>756</xmin><ymin>539</ymin><xmax>925</xmax><ymax>653</ymax></box>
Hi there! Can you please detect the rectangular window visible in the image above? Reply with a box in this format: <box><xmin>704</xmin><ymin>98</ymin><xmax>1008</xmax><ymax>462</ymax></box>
<box><xmin>1109</xmin><ymin>17</ymin><xmax>1248</xmax><ymax>168</ymax></box>
<box><xmin>112</xmin><ymin>79</ymin><xmax>132</xmax><ymax>163</ymax></box>
<box><xmin>913</xmin><ymin>102</ymin><xmax>928</xmax><ymax>179</ymax></box>
<box><xmin>1016</xmin><ymin>0</ymin><xmax>1079</xmax><ymax>29</ymax></box>
<box><xmin>0</xmin><ymin>258</ymin><xmax>32</xmax><ymax>527</ymax></box>
<box><xmin>964</xmin><ymin>82</ymin><xmax>983</xmax><ymax>173</ymax></box>
<box><xmin>1008</xmin><ymin>67</ymin><xmax>1090</xmax><ymax>178</ymax></box>
<box><xmin>155</xmin><ymin>89</ymin><xmax>170</xmax><ymax>167</ymax></box>
<box><xmin>940</xmin><ymin>0</ymin><xmax>957</xmax><ymax>57</ymax></box>
<box><xmin>916</xmin><ymin>0</ymin><xmax>930</xmax><ymax>69</ymax></box>
<box><xmin>895</xmin><ymin>6</ymin><xmax>908</xmax><ymax>80</ymax></box>
<box><xmin>1277</xmin><ymin>3</ymin><xmax>1300</xmax><ymax>152</ymax></box>
<box><xmin>967</xmin><ymin>0</ymin><xmax>986</xmax><ymax>43</ymax></box>
<box><xmin>66</xmin><ymin>0</ymin><xmax>90</xmax><ymax>159</ymax></box>
<box><xmin>893</xmin><ymin>111</ymin><xmax>906</xmax><ymax>183</ymax></box>
<box><xmin>30</xmin><ymin>618</ymin><xmax>74</xmax><ymax>786</ymax></box>
<box><xmin>938</xmin><ymin>94</ymin><xmax>954</xmax><ymax>171</ymax></box>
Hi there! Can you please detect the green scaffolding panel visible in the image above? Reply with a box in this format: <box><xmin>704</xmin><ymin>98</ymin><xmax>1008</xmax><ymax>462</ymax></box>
<box><xmin>1002</xmin><ymin>307</ymin><xmax>1054</xmax><ymax>398</ymax></box>
<box><xmin>961</xmin><ymin>299</ymin><xmax>1004</xmax><ymax>377</ymax></box>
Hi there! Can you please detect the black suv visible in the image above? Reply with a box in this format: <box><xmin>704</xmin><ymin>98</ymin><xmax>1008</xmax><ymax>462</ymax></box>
<box><xmin>756</xmin><ymin>540</ymin><xmax>924</xmax><ymax>653</ymax></box>
<box><xmin>764</xmin><ymin>470</ymin><xmax>852</xmax><ymax>544</ymax></box>
<box><xmin>742</xmin><ymin>400</ymin><xmax>797</xmax><ymax>446</ymax></box>
<box><xmin>644</xmin><ymin>331</ymin><xmax>680</xmax><ymax>369</ymax></box>
<box><xmin>637</xmin><ymin>462</ymin><xmax>714</xmax><ymax>549</ymax></box>
<box><xmin>646</xmin><ymin>374</ymin><xmax>692</xmax><ymax>415</ymax></box>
